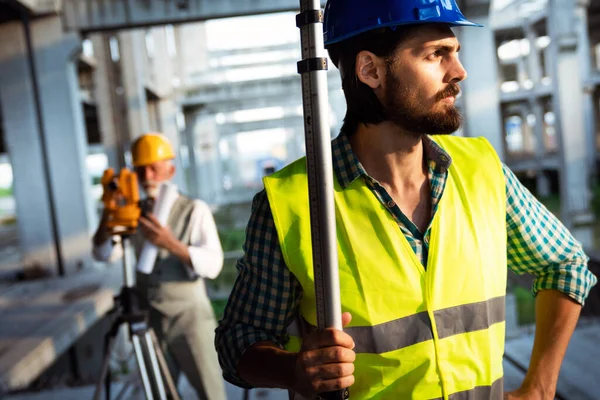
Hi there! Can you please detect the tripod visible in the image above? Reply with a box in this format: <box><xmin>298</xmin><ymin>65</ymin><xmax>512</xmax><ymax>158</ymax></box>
<box><xmin>94</xmin><ymin>236</ymin><xmax>181</xmax><ymax>400</ymax></box>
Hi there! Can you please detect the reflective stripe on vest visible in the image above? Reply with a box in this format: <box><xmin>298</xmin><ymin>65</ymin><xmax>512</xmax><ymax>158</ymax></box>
<box><xmin>440</xmin><ymin>377</ymin><xmax>504</xmax><ymax>400</ymax></box>
<box><xmin>288</xmin><ymin>295</ymin><xmax>505</xmax><ymax>354</ymax></box>
<box><xmin>265</xmin><ymin>135</ymin><xmax>507</xmax><ymax>399</ymax></box>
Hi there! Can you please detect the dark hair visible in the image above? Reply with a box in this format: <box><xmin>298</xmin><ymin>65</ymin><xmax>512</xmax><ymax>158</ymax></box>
<box><xmin>326</xmin><ymin>27</ymin><xmax>417</xmax><ymax>136</ymax></box>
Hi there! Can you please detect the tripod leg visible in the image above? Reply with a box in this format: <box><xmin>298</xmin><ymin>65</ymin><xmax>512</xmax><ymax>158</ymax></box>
<box><xmin>149</xmin><ymin>329</ymin><xmax>181</xmax><ymax>400</ymax></box>
<box><xmin>142</xmin><ymin>331</ymin><xmax>168</xmax><ymax>400</ymax></box>
<box><xmin>105</xmin><ymin>358</ymin><xmax>111</xmax><ymax>400</ymax></box>
<box><xmin>93</xmin><ymin>328</ymin><xmax>118</xmax><ymax>400</ymax></box>
<box><xmin>132</xmin><ymin>333</ymin><xmax>155</xmax><ymax>400</ymax></box>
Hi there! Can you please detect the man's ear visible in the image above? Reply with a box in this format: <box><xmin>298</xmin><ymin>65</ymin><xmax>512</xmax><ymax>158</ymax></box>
<box><xmin>355</xmin><ymin>50</ymin><xmax>385</xmax><ymax>89</ymax></box>
<box><xmin>167</xmin><ymin>162</ymin><xmax>176</xmax><ymax>179</ymax></box>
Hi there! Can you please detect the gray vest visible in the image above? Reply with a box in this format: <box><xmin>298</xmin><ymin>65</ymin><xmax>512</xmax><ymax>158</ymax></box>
<box><xmin>133</xmin><ymin>195</ymin><xmax>196</xmax><ymax>286</ymax></box>
<box><xmin>135</xmin><ymin>195</ymin><xmax>209</xmax><ymax>313</ymax></box>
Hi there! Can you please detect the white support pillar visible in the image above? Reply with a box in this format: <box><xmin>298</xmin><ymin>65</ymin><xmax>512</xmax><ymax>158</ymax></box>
<box><xmin>193</xmin><ymin>114</ymin><xmax>222</xmax><ymax>204</ymax></box>
<box><xmin>0</xmin><ymin>16</ymin><xmax>94</xmax><ymax>276</ymax></box>
<box><xmin>90</xmin><ymin>33</ymin><xmax>129</xmax><ymax>170</ymax></box>
<box><xmin>458</xmin><ymin>12</ymin><xmax>505</xmax><ymax>160</ymax></box>
<box><xmin>158</xmin><ymin>99</ymin><xmax>187</xmax><ymax>191</ymax></box>
<box><xmin>151</xmin><ymin>27</ymin><xmax>187</xmax><ymax>192</ymax></box>
<box><xmin>550</xmin><ymin>0</ymin><xmax>594</xmax><ymax>247</ymax></box>
<box><xmin>576</xmin><ymin>0</ymin><xmax>597</xmax><ymax>175</ymax></box>
<box><xmin>118</xmin><ymin>31</ymin><xmax>150</xmax><ymax>142</ymax></box>
<box><xmin>183</xmin><ymin>110</ymin><xmax>201</xmax><ymax>198</ymax></box>
<box><xmin>531</xmin><ymin>99</ymin><xmax>551</xmax><ymax>197</ymax></box>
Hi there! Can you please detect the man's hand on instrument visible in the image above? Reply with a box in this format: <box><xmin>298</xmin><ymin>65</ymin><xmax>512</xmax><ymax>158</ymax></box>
<box><xmin>139</xmin><ymin>213</ymin><xmax>177</xmax><ymax>252</ymax></box>
<box><xmin>293</xmin><ymin>312</ymin><xmax>355</xmax><ymax>397</ymax></box>
<box><xmin>92</xmin><ymin>209</ymin><xmax>113</xmax><ymax>246</ymax></box>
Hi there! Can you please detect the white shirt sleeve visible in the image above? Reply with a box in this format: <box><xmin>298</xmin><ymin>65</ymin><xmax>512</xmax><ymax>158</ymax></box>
<box><xmin>91</xmin><ymin>235</ymin><xmax>124</xmax><ymax>263</ymax></box>
<box><xmin>187</xmin><ymin>200</ymin><xmax>224</xmax><ymax>279</ymax></box>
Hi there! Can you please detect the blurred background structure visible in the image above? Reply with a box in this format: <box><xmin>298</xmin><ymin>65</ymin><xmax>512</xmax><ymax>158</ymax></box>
<box><xmin>0</xmin><ymin>0</ymin><xmax>599</xmax><ymax>398</ymax></box>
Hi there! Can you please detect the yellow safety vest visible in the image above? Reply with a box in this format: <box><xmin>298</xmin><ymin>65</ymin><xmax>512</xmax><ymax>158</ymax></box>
<box><xmin>263</xmin><ymin>135</ymin><xmax>507</xmax><ymax>399</ymax></box>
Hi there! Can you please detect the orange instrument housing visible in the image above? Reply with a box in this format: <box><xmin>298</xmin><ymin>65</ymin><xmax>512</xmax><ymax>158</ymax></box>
<box><xmin>101</xmin><ymin>168</ymin><xmax>142</xmax><ymax>235</ymax></box>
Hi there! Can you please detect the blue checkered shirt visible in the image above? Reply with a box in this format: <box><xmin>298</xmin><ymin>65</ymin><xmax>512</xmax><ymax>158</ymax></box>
<box><xmin>215</xmin><ymin>134</ymin><xmax>597</xmax><ymax>388</ymax></box>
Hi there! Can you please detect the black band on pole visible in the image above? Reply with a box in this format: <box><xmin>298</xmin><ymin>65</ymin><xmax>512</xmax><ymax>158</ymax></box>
<box><xmin>296</xmin><ymin>10</ymin><xmax>323</xmax><ymax>28</ymax></box>
<box><xmin>297</xmin><ymin>57</ymin><xmax>328</xmax><ymax>74</ymax></box>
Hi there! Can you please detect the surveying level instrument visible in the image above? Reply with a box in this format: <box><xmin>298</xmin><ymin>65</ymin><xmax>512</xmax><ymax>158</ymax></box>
<box><xmin>296</xmin><ymin>1</ymin><xmax>348</xmax><ymax>399</ymax></box>
<box><xmin>94</xmin><ymin>169</ymin><xmax>180</xmax><ymax>400</ymax></box>
<box><xmin>100</xmin><ymin>168</ymin><xmax>142</xmax><ymax>236</ymax></box>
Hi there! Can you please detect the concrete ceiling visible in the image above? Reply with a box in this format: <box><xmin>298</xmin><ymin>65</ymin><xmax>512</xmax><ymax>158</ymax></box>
<box><xmin>61</xmin><ymin>0</ymin><xmax>327</xmax><ymax>33</ymax></box>
<box><xmin>53</xmin><ymin>0</ymin><xmax>495</xmax><ymax>34</ymax></box>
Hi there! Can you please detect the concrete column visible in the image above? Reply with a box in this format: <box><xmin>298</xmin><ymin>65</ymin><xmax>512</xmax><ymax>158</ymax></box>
<box><xmin>193</xmin><ymin>114</ymin><xmax>221</xmax><ymax>204</ymax></box>
<box><xmin>517</xmin><ymin>56</ymin><xmax>528</xmax><ymax>87</ymax></box>
<box><xmin>536</xmin><ymin>171</ymin><xmax>552</xmax><ymax>198</ymax></box>
<box><xmin>183</xmin><ymin>110</ymin><xmax>201</xmax><ymax>198</ymax></box>
<box><xmin>159</xmin><ymin>99</ymin><xmax>187</xmax><ymax>192</ymax></box>
<box><xmin>118</xmin><ymin>31</ymin><xmax>150</xmax><ymax>141</ymax></box>
<box><xmin>530</xmin><ymin>101</ymin><xmax>544</xmax><ymax>153</ymax></box>
<box><xmin>519</xmin><ymin>106</ymin><xmax>535</xmax><ymax>154</ymax></box>
<box><xmin>458</xmin><ymin>13</ymin><xmax>505</xmax><ymax>160</ymax></box>
<box><xmin>90</xmin><ymin>33</ymin><xmax>130</xmax><ymax>170</ymax></box>
<box><xmin>176</xmin><ymin>23</ymin><xmax>210</xmax><ymax>85</ymax></box>
<box><xmin>531</xmin><ymin>99</ymin><xmax>548</xmax><ymax>197</ymax></box>
<box><xmin>525</xmin><ymin>24</ymin><xmax>542</xmax><ymax>85</ymax></box>
<box><xmin>0</xmin><ymin>16</ymin><xmax>93</xmax><ymax>276</ymax></box>
<box><xmin>150</xmin><ymin>27</ymin><xmax>187</xmax><ymax>192</ymax></box>
<box><xmin>575</xmin><ymin>0</ymin><xmax>597</xmax><ymax>175</ymax></box>
<box><xmin>0</xmin><ymin>21</ymin><xmax>56</xmax><ymax>275</ymax></box>
<box><xmin>549</xmin><ymin>0</ymin><xmax>594</xmax><ymax>246</ymax></box>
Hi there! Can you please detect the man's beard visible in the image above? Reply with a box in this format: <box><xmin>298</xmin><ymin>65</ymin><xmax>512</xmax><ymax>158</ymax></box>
<box><xmin>384</xmin><ymin>70</ymin><xmax>463</xmax><ymax>137</ymax></box>
<box><xmin>143</xmin><ymin>182</ymin><xmax>159</xmax><ymax>198</ymax></box>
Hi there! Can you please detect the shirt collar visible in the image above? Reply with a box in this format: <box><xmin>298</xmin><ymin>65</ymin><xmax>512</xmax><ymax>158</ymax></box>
<box><xmin>331</xmin><ymin>134</ymin><xmax>453</xmax><ymax>189</ymax></box>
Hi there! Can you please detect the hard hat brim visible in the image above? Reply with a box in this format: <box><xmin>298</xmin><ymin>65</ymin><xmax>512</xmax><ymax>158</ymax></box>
<box><xmin>325</xmin><ymin>19</ymin><xmax>483</xmax><ymax>46</ymax></box>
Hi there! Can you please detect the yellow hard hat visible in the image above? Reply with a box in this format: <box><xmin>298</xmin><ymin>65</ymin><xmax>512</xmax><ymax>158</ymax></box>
<box><xmin>131</xmin><ymin>133</ymin><xmax>175</xmax><ymax>167</ymax></box>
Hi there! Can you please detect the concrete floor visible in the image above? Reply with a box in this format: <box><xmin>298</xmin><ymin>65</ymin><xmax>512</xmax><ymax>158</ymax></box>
<box><xmin>3</xmin><ymin>376</ymin><xmax>290</xmax><ymax>400</ymax></box>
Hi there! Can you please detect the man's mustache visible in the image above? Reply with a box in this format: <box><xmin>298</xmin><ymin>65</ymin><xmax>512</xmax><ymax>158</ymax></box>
<box><xmin>435</xmin><ymin>83</ymin><xmax>461</xmax><ymax>101</ymax></box>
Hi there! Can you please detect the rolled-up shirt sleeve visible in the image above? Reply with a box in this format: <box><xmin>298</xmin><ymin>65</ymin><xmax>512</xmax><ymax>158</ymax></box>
<box><xmin>504</xmin><ymin>164</ymin><xmax>597</xmax><ymax>305</ymax></box>
<box><xmin>215</xmin><ymin>190</ymin><xmax>302</xmax><ymax>388</ymax></box>
<box><xmin>188</xmin><ymin>200</ymin><xmax>224</xmax><ymax>279</ymax></box>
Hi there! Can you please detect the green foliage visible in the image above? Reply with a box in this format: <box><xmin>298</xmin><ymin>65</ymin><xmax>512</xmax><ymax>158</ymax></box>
<box><xmin>218</xmin><ymin>228</ymin><xmax>246</xmax><ymax>252</ymax></box>
<box><xmin>0</xmin><ymin>215</ymin><xmax>16</xmax><ymax>225</ymax></box>
<box><xmin>539</xmin><ymin>194</ymin><xmax>560</xmax><ymax>218</ymax></box>
<box><xmin>513</xmin><ymin>286</ymin><xmax>536</xmax><ymax>326</ymax></box>
<box><xmin>211</xmin><ymin>298</ymin><xmax>229</xmax><ymax>320</ymax></box>
<box><xmin>0</xmin><ymin>187</ymin><xmax>12</xmax><ymax>197</ymax></box>
<box><xmin>591</xmin><ymin>183</ymin><xmax>600</xmax><ymax>218</ymax></box>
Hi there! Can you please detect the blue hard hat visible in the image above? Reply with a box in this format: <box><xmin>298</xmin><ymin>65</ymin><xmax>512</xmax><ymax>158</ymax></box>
<box><xmin>324</xmin><ymin>0</ymin><xmax>483</xmax><ymax>46</ymax></box>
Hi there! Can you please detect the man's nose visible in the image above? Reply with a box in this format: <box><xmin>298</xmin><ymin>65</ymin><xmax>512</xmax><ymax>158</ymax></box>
<box><xmin>450</xmin><ymin>56</ymin><xmax>467</xmax><ymax>83</ymax></box>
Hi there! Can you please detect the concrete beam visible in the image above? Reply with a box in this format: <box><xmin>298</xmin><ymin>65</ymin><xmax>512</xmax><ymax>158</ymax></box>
<box><xmin>13</xmin><ymin>0</ymin><xmax>59</xmax><ymax>15</ymax></box>
<box><xmin>62</xmin><ymin>0</ymin><xmax>327</xmax><ymax>33</ymax></box>
<box><xmin>182</xmin><ymin>71</ymin><xmax>340</xmax><ymax>107</ymax></box>
<box><xmin>507</xmin><ymin>155</ymin><xmax>561</xmax><ymax>173</ymax></box>
<box><xmin>89</xmin><ymin>33</ymin><xmax>129</xmax><ymax>170</ymax></box>
<box><xmin>499</xmin><ymin>86</ymin><xmax>554</xmax><ymax>104</ymax></box>
<box><xmin>217</xmin><ymin>116</ymin><xmax>305</xmax><ymax>137</ymax></box>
